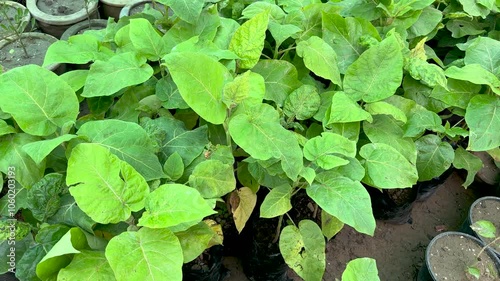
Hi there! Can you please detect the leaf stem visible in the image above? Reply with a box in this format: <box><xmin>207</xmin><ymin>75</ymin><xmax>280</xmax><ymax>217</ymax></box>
<box><xmin>272</xmin><ymin>215</ymin><xmax>283</xmax><ymax>243</ymax></box>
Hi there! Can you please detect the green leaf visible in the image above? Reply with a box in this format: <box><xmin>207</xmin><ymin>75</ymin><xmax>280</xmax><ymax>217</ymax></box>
<box><xmin>47</xmin><ymin>194</ymin><xmax>95</xmax><ymax>233</ymax></box>
<box><xmin>0</xmin><ymin>120</ymin><xmax>15</xmax><ymax>137</ymax></box>
<box><xmin>260</xmin><ymin>184</ymin><xmax>293</xmax><ymax>218</ymax></box>
<box><xmin>223</xmin><ymin>70</ymin><xmax>265</xmax><ymax>108</ymax></box>
<box><xmin>229</xmin><ymin>104</ymin><xmax>303</xmax><ymax>180</ymax></box>
<box><xmin>252</xmin><ymin>59</ymin><xmax>302</xmax><ymax>106</ymax></box>
<box><xmin>77</xmin><ymin>120</ymin><xmax>164</xmax><ymax>181</ymax></box>
<box><xmin>157</xmin><ymin>0</ymin><xmax>204</xmax><ymax>24</ymax></box>
<box><xmin>0</xmin><ymin>134</ymin><xmax>45</xmax><ymax>189</ymax></box>
<box><xmin>296</xmin><ymin>36</ymin><xmax>342</xmax><ymax>86</ymax></box>
<box><xmin>408</xmin><ymin>7</ymin><xmax>442</xmax><ymax>38</ymax></box>
<box><xmin>444</xmin><ymin>64</ymin><xmax>500</xmax><ymax>95</ymax></box>
<box><xmin>279</xmin><ymin>220</ymin><xmax>325</xmax><ymax>281</ymax></box>
<box><xmin>300</xmin><ymin>166</ymin><xmax>317</xmax><ymax>185</ymax></box>
<box><xmin>325</xmin><ymin>92</ymin><xmax>372</xmax><ymax>124</ymax></box>
<box><xmin>229</xmin><ymin>10</ymin><xmax>269</xmax><ymax>69</ymax></box>
<box><xmin>307</xmin><ymin>176</ymin><xmax>375</xmax><ymax>235</ymax></box>
<box><xmin>415</xmin><ymin>135</ymin><xmax>454</xmax><ymax>181</ymax></box>
<box><xmin>403</xmin><ymin>109</ymin><xmax>444</xmax><ymax>138</ymax></box>
<box><xmin>279</xmin><ymin>0</ymin><xmax>320</xmax><ymax>13</ymax></box>
<box><xmin>36</xmin><ymin>227</ymin><xmax>88</xmax><ymax>280</ymax></box>
<box><xmin>364</xmin><ymin>102</ymin><xmax>407</xmax><ymax>123</ymax></box>
<box><xmin>467</xmin><ymin>266</ymin><xmax>481</xmax><ymax>279</ymax></box>
<box><xmin>321</xmin><ymin>211</ymin><xmax>344</xmax><ymax>240</ymax></box>
<box><xmin>304</xmin><ymin>132</ymin><xmax>356</xmax><ymax>170</ymax></box>
<box><xmin>471</xmin><ymin>220</ymin><xmax>497</xmax><ymax>239</ymax></box>
<box><xmin>163</xmin><ymin>52</ymin><xmax>229</xmax><ymax>124</ymax></box>
<box><xmin>231</xmin><ymin>187</ymin><xmax>257</xmax><ymax>233</ymax></box>
<box><xmin>82</xmin><ymin>52</ymin><xmax>154</xmax><ymax>98</ymax></box>
<box><xmin>453</xmin><ymin>147</ymin><xmax>483</xmax><ymax>188</ymax></box>
<box><xmin>0</xmin><ymin>233</ymin><xmax>33</xmax><ymax>274</ymax></box>
<box><xmin>175</xmin><ymin>222</ymin><xmax>217</xmax><ymax>263</ymax></box>
<box><xmin>105</xmin><ymin>228</ymin><xmax>183</xmax><ymax>281</ymax></box>
<box><xmin>58</xmin><ymin>250</ymin><xmax>116</xmax><ymax>281</ymax></box>
<box><xmin>0</xmin><ymin>65</ymin><xmax>79</xmax><ymax>136</ymax></box>
<box><xmin>128</xmin><ymin>18</ymin><xmax>168</xmax><ymax>60</ymax></box>
<box><xmin>60</xmin><ymin>70</ymin><xmax>88</xmax><ymax>93</ymax></box>
<box><xmin>43</xmin><ymin>34</ymin><xmax>111</xmax><ymax>66</ymax></box>
<box><xmin>458</xmin><ymin>0</ymin><xmax>490</xmax><ymax>18</ymax></box>
<box><xmin>268</xmin><ymin>21</ymin><xmax>302</xmax><ymax>47</ymax></box>
<box><xmin>403</xmin><ymin>76</ymin><xmax>447</xmax><ymax>113</ymax></box>
<box><xmin>138</xmin><ymin>184</ymin><xmax>215</xmax><ymax>228</ymax></box>
<box><xmin>22</xmin><ymin>134</ymin><xmax>77</xmax><ymax>164</ymax></box>
<box><xmin>189</xmin><ymin>160</ymin><xmax>236</xmax><ymax>198</ymax></box>
<box><xmin>27</xmin><ymin>173</ymin><xmax>64</xmax><ymax>222</ymax></box>
<box><xmin>465</xmin><ymin>94</ymin><xmax>500</xmax><ymax>151</ymax></box>
<box><xmin>430</xmin><ymin>79</ymin><xmax>480</xmax><ymax>109</ymax></box>
<box><xmin>156</xmin><ymin>76</ymin><xmax>189</xmax><ymax>110</ymax></box>
<box><xmin>242</xmin><ymin>2</ymin><xmax>285</xmax><ymax>21</ymax></box>
<box><xmin>360</xmin><ymin>143</ymin><xmax>418</xmax><ymax>188</ymax></box>
<box><xmin>406</xmin><ymin>58</ymin><xmax>448</xmax><ymax>89</ymax></box>
<box><xmin>66</xmin><ymin>143</ymin><xmax>149</xmax><ymax>224</ymax></box>
<box><xmin>344</xmin><ymin>36</ymin><xmax>403</xmax><ymax>102</ymax></box>
<box><xmin>283</xmin><ymin>85</ymin><xmax>321</xmax><ymax>120</ymax></box>
<box><xmin>322</xmin><ymin>14</ymin><xmax>381</xmax><ymax>73</ymax></box>
<box><xmin>342</xmin><ymin>258</ymin><xmax>380</xmax><ymax>281</ymax></box>
<box><xmin>464</xmin><ymin>37</ymin><xmax>500</xmax><ymax>75</ymax></box>
<box><xmin>163</xmin><ymin>152</ymin><xmax>184</xmax><ymax>181</ymax></box>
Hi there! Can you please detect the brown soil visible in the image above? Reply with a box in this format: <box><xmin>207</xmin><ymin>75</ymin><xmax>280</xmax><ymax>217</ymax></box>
<box><xmin>223</xmin><ymin>172</ymin><xmax>498</xmax><ymax>281</ymax></box>
<box><xmin>37</xmin><ymin>0</ymin><xmax>84</xmax><ymax>16</ymax></box>
<box><xmin>428</xmin><ymin>233</ymin><xmax>499</xmax><ymax>281</ymax></box>
<box><xmin>0</xmin><ymin>36</ymin><xmax>52</xmax><ymax>70</ymax></box>
<box><xmin>471</xmin><ymin>198</ymin><xmax>500</xmax><ymax>254</ymax></box>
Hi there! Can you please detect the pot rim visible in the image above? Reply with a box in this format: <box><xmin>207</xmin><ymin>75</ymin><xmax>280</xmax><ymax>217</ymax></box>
<box><xmin>468</xmin><ymin>196</ymin><xmax>500</xmax><ymax>255</ymax></box>
<box><xmin>100</xmin><ymin>0</ymin><xmax>132</xmax><ymax>7</ymax></box>
<box><xmin>26</xmin><ymin>0</ymin><xmax>98</xmax><ymax>25</ymax></box>
<box><xmin>60</xmin><ymin>19</ymin><xmax>109</xmax><ymax>40</ymax></box>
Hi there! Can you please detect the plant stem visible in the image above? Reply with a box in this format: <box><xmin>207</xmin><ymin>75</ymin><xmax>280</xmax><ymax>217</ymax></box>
<box><xmin>0</xmin><ymin>6</ymin><xmax>29</xmax><ymax>58</ymax></box>
<box><xmin>223</xmin><ymin>108</ymin><xmax>232</xmax><ymax>147</ymax></box>
<box><xmin>476</xmin><ymin>236</ymin><xmax>500</xmax><ymax>260</ymax></box>
<box><xmin>272</xmin><ymin>215</ymin><xmax>283</xmax><ymax>244</ymax></box>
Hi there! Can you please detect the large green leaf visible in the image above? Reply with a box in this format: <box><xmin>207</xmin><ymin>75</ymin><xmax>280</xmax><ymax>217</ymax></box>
<box><xmin>188</xmin><ymin>160</ymin><xmax>236</xmax><ymax>198</ymax></box>
<box><xmin>296</xmin><ymin>36</ymin><xmax>341</xmax><ymax>86</ymax></box>
<box><xmin>22</xmin><ymin>134</ymin><xmax>77</xmax><ymax>164</ymax></box>
<box><xmin>444</xmin><ymin>64</ymin><xmax>500</xmax><ymax>95</ymax></box>
<box><xmin>58</xmin><ymin>250</ymin><xmax>115</xmax><ymax>281</ymax></box>
<box><xmin>279</xmin><ymin>220</ymin><xmax>325</xmax><ymax>281</ymax></box>
<box><xmin>360</xmin><ymin>143</ymin><xmax>418</xmax><ymax>188</ymax></box>
<box><xmin>321</xmin><ymin>211</ymin><xmax>344</xmax><ymax>240</ymax></box>
<box><xmin>322</xmin><ymin>14</ymin><xmax>381</xmax><ymax>73</ymax></box>
<box><xmin>82</xmin><ymin>52</ymin><xmax>154</xmax><ymax>97</ymax></box>
<box><xmin>307</xmin><ymin>176</ymin><xmax>375</xmax><ymax>235</ymax></box>
<box><xmin>47</xmin><ymin>194</ymin><xmax>95</xmax><ymax>233</ymax></box>
<box><xmin>128</xmin><ymin>18</ymin><xmax>168</xmax><ymax>60</ymax></box>
<box><xmin>430</xmin><ymin>79</ymin><xmax>480</xmax><ymax>109</ymax></box>
<box><xmin>364</xmin><ymin>102</ymin><xmax>407</xmax><ymax>123</ymax></box>
<box><xmin>43</xmin><ymin>34</ymin><xmax>112</xmax><ymax>66</ymax></box>
<box><xmin>27</xmin><ymin>173</ymin><xmax>64</xmax><ymax>222</ymax></box>
<box><xmin>138</xmin><ymin>184</ymin><xmax>216</xmax><ymax>228</ymax></box>
<box><xmin>403</xmin><ymin>109</ymin><xmax>444</xmax><ymax>138</ymax></box>
<box><xmin>105</xmin><ymin>228</ymin><xmax>183</xmax><ymax>281</ymax></box>
<box><xmin>303</xmin><ymin>132</ymin><xmax>356</xmax><ymax>170</ymax></box>
<box><xmin>283</xmin><ymin>85</ymin><xmax>321</xmax><ymax>120</ymax></box>
<box><xmin>156</xmin><ymin>0</ymin><xmax>205</xmax><ymax>24</ymax></box>
<box><xmin>0</xmin><ymin>65</ymin><xmax>78</xmax><ymax>136</ymax></box>
<box><xmin>223</xmin><ymin>70</ymin><xmax>265</xmax><ymax>108</ymax></box>
<box><xmin>342</xmin><ymin>258</ymin><xmax>380</xmax><ymax>281</ymax></box>
<box><xmin>229</xmin><ymin>104</ymin><xmax>303</xmax><ymax>180</ymax></box>
<box><xmin>66</xmin><ymin>143</ymin><xmax>149</xmax><ymax>224</ymax></box>
<box><xmin>465</xmin><ymin>94</ymin><xmax>500</xmax><ymax>151</ymax></box>
<box><xmin>453</xmin><ymin>147</ymin><xmax>483</xmax><ymax>188</ymax></box>
<box><xmin>260</xmin><ymin>184</ymin><xmax>293</xmax><ymax>218</ymax></box>
<box><xmin>325</xmin><ymin>92</ymin><xmax>372</xmax><ymax>124</ymax></box>
<box><xmin>252</xmin><ymin>60</ymin><xmax>302</xmax><ymax>106</ymax></box>
<box><xmin>344</xmin><ymin>36</ymin><xmax>403</xmax><ymax>102</ymax></box>
<box><xmin>175</xmin><ymin>222</ymin><xmax>218</xmax><ymax>263</ymax></box>
<box><xmin>415</xmin><ymin>135</ymin><xmax>455</xmax><ymax>181</ymax></box>
<box><xmin>163</xmin><ymin>52</ymin><xmax>229</xmax><ymax>124</ymax></box>
<box><xmin>229</xmin><ymin>10</ymin><xmax>269</xmax><ymax>69</ymax></box>
<box><xmin>77</xmin><ymin>119</ymin><xmax>164</xmax><ymax>181</ymax></box>
<box><xmin>464</xmin><ymin>37</ymin><xmax>500</xmax><ymax>75</ymax></box>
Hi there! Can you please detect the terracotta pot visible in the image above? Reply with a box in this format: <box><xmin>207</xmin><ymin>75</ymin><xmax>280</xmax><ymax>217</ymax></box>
<box><xmin>0</xmin><ymin>1</ymin><xmax>32</xmax><ymax>39</ymax></box>
<box><xmin>26</xmin><ymin>0</ymin><xmax>99</xmax><ymax>38</ymax></box>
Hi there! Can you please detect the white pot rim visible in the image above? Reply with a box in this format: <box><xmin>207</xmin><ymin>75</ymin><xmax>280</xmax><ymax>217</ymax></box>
<box><xmin>26</xmin><ymin>0</ymin><xmax>98</xmax><ymax>25</ymax></box>
<box><xmin>100</xmin><ymin>0</ymin><xmax>133</xmax><ymax>7</ymax></box>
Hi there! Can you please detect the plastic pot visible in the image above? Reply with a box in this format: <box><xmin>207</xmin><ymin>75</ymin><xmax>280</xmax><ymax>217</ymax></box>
<box><xmin>0</xmin><ymin>1</ymin><xmax>32</xmax><ymax>39</ymax></box>
<box><xmin>182</xmin><ymin>245</ymin><xmax>228</xmax><ymax>281</ymax></box>
<box><xmin>99</xmin><ymin>0</ymin><xmax>131</xmax><ymax>20</ymax></box>
<box><xmin>367</xmin><ymin>186</ymin><xmax>418</xmax><ymax>224</ymax></box>
<box><xmin>415</xmin><ymin>168</ymin><xmax>454</xmax><ymax>202</ymax></box>
<box><xmin>461</xmin><ymin>196</ymin><xmax>500</xmax><ymax>258</ymax></box>
<box><xmin>418</xmin><ymin>231</ymin><xmax>500</xmax><ymax>281</ymax></box>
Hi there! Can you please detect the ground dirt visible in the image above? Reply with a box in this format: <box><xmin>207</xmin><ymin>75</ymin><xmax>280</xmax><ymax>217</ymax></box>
<box><xmin>223</xmin><ymin>172</ymin><xmax>498</xmax><ymax>281</ymax></box>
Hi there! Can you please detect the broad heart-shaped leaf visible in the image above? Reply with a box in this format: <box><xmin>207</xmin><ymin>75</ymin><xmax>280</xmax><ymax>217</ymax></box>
<box><xmin>66</xmin><ymin>143</ymin><xmax>149</xmax><ymax>224</ymax></box>
<box><xmin>303</xmin><ymin>132</ymin><xmax>356</xmax><ymax>170</ymax></box>
<box><xmin>223</xmin><ymin>70</ymin><xmax>265</xmax><ymax>108</ymax></box>
<box><xmin>403</xmin><ymin>109</ymin><xmax>444</xmax><ymax>138</ymax></box>
<box><xmin>252</xmin><ymin>59</ymin><xmax>302</xmax><ymax>106</ymax></box>
<box><xmin>47</xmin><ymin>194</ymin><xmax>95</xmax><ymax>233</ymax></box>
<box><xmin>444</xmin><ymin>64</ymin><xmax>500</xmax><ymax>95</ymax></box>
<box><xmin>163</xmin><ymin>52</ymin><xmax>228</xmax><ymax>124</ymax></box>
<box><xmin>430</xmin><ymin>79</ymin><xmax>481</xmax><ymax>109</ymax></box>
<box><xmin>156</xmin><ymin>0</ymin><xmax>204</xmax><ymax>24</ymax></box>
<box><xmin>415</xmin><ymin>135</ymin><xmax>455</xmax><ymax>181</ymax></box>
<box><xmin>77</xmin><ymin>120</ymin><xmax>164</xmax><ymax>181</ymax></box>
<box><xmin>105</xmin><ymin>228</ymin><xmax>183</xmax><ymax>281</ymax></box>
<box><xmin>268</xmin><ymin>21</ymin><xmax>302</xmax><ymax>48</ymax></box>
<box><xmin>229</xmin><ymin>10</ymin><xmax>269</xmax><ymax>69</ymax></box>
<box><xmin>364</xmin><ymin>102</ymin><xmax>407</xmax><ymax>123</ymax></box>
<box><xmin>138</xmin><ymin>184</ymin><xmax>215</xmax><ymax>228</ymax></box>
<box><xmin>58</xmin><ymin>250</ymin><xmax>115</xmax><ymax>281</ymax></box>
<box><xmin>342</xmin><ymin>258</ymin><xmax>380</xmax><ymax>281</ymax></box>
<box><xmin>189</xmin><ymin>160</ymin><xmax>236</xmax><ymax>199</ymax></box>
<box><xmin>322</xmin><ymin>13</ymin><xmax>381</xmax><ymax>73</ymax></box>
<box><xmin>296</xmin><ymin>36</ymin><xmax>342</xmax><ymax>86</ymax></box>
<box><xmin>344</xmin><ymin>35</ymin><xmax>403</xmax><ymax>102</ymax></box>
<box><xmin>0</xmin><ymin>65</ymin><xmax>78</xmax><ymax>136</ymax></box>
<box><xmin>229</xmin><ymin>104</ymin><xmax>303</xmax><ymax>180</ymax></box>
<box><xmin>465</xmin><ymin>94</ymin><xmax>500</xmax><ymax>151</ymax></box>
<box><xmin>325</xmin><ymin>92</ymin><xmax>372</xmax><ymax>125</ymax></box>
<box><xmin>128</xmin><ymin>18</ymin><xmax>168</xmax><ymax>60</ymax></box>
<box><xmin>260</xmin><ymin>184</ymin><xmax>293</xmax><ymax>218</ymax></box>
<box><xmin>231</xmin><ymin>187</ymin><xmax>257</xmax><ymax>233</ymax></box>
<box><xmin>0</xmin><ymin>134</ymin><xmax>45</xmax><ymax>189</ymax></box>
<box><xmin>36</xmin><ymin>227</ymin><xmax>88</xmax><ymax>280</ymax></box>
<box><xmin>453</xmin><ymin>147</ymin><xmax>483</xmax><ymax>188</ymax></box>
<box><xmin>464</xmin><ymin>37</ymin><xmax>500</xmax><ymax>75</ymax></box>
<box><xmin>283</xmin><ymin>85</ymin><xmax>321</xmax><ymax>120</ymax></box>
<box><xmin>82</xmin><ymin>52</ymin><xmax>154</xmax><ymax>98</ymax></box>
<box><xmin>307</xmin><ymin>176</ymin><xmax>375</xmax><ymax>235</ymax></box>
<box><xmin>279</xmin><ymin>220</ymin><xmax>325</xmax><ymax>281</ymax></box>
<box><xmin>458</xmin><ymin>0</ymin><xmax>491</xmax><ymax>18</ymax></box>
<box><xmin>175</xmin><ymin>222</ymin><xmax>218</xmax><ymax>263</ymax></box>
<box><xmin>43</xmin><ymin>34</ymin><xmax>112</xmax><ymax>66</ymax></box>
<box><xmin>22</xmin><ymin>134</ymin><xmax>77</xmax><ymax>164</ymax></box>
<box><xmin>27</xmin><ymin>173</ymin><xmax>64</xmax><ymax>222</ymax></box>
<box><xmin>360</xmin><ymin>143</ymin><xmax>418</xmax><ymax>188</ymax></box>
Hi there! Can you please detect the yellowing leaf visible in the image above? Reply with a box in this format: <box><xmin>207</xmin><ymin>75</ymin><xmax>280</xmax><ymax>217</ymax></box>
<box><xmin>230</xmin><ymin>187</ymin><xmax>257</xmax><ymax>233</ymax></box>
